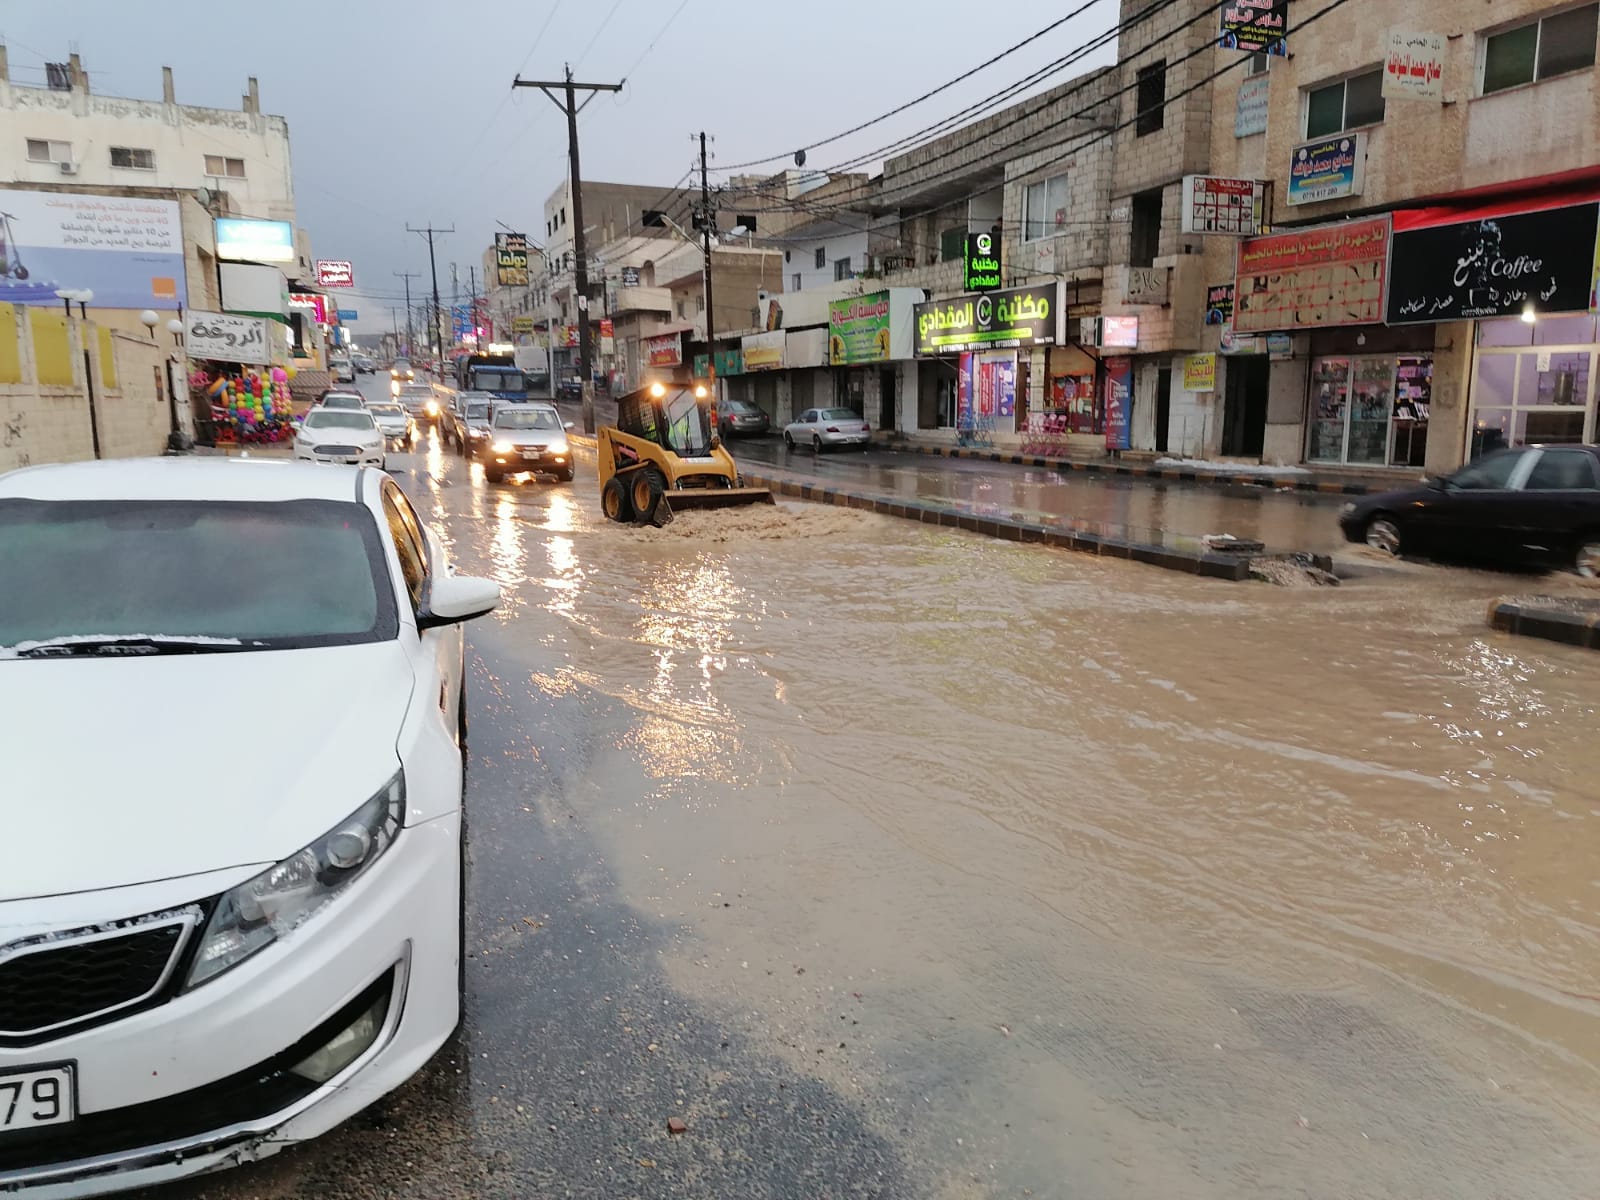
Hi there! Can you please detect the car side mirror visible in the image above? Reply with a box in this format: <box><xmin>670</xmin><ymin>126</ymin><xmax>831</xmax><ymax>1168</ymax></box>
<box><xmin>418</xmin><ymin>574</ymin><xmax>501</xmax><ymax>629</ymax></box>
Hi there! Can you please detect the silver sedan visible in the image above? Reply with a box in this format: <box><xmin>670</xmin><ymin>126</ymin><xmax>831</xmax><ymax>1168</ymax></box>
<box><xmin>782</xmin><ymin>407</ymin><xmax>872</xmax><ymax>453</ymax></box>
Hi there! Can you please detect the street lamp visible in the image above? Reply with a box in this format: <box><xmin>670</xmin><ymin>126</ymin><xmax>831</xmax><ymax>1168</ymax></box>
<box><xmin>76</xmin><ymin>289</ymin><xmax>93</xmax><ymax>319</ymax></box>
<box><xmin>139</xmin><ymin>310</ymin><xmax>160</xmax><ymax>338</ymax></box>
<box><xmin>54</xmin><ymin>288</ymin><xmax>75</xmax><ymax>318</ymax></box>
<box><xmin>166</xmin><ymin>318</ymin><xmax>184</xmax><ymax>348</ymax></box>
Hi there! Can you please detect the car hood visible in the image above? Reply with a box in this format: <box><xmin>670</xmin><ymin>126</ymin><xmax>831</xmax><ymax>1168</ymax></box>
<box><xmin>1350</xmin><ymin>484</ymin><xmax>1436</xmax><ymax>513</ymax></box>
<box><xmin>302</xmin><ymin>425</ymin><xmax>382</xmax><ymax>444</ymax></box>
<box><xmin>0</xmin><ymin>642</ymin><xmax>416</xmax><ymax>902</ymax></box>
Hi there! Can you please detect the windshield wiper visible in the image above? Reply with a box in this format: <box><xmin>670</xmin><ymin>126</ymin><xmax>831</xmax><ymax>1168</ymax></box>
<box><xmin>8</xmin><ymin>636</ymin><xmax>262</xmax><ymax>659</ymax></box>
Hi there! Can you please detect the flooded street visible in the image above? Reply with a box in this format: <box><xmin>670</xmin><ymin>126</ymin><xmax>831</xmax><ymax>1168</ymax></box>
<box><xmin>165</xmin><ymin>434</ymin><xmax>1600</xmax><ymax>1200</ymax></box>
<box><xmin>423</xmin><ymin>430</ymin><xmax>1600</xmax><ymax>1198</ymax></box>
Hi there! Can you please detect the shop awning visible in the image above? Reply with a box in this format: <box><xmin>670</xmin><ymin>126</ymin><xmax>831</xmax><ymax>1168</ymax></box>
<box><xmin>1394</xmin><ymin>167</ymin><xmax>1600</xmax><ymax>231</ymax></box>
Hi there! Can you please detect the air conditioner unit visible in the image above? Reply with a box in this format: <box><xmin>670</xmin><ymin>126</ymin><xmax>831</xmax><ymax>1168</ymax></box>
<box><xmin>58</xmin><ymin>161</ymin><xmax>77</xmax><ymax>176</ymax></box>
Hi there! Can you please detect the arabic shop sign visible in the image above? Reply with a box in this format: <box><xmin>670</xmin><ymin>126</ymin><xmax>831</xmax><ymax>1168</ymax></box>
<box><xmin>287</xmin><ymin>292</ymin><xmax>328</xmax><ymax>323</ymax></box>
<box><xmin>621</xmin><ymin>266</ymin><xmax>641</xmax><ymax>287</ymax></box>
<box><xmin>914</xmin><ymin>283</ymin><xmax>1058</xmax><ymax>356</ymax></box>
<box><xmin>495</xmin><ymin>232</ymin><xmax>529</xmax><ymax>287</ymax></box>
<box><xmin>645</xmin><ymin>331</ymin><xmax>683</xmax><ymax>367</ymax></box>
<box><xmin>1287</xmin><ymin>134</ymin><xmax>1367</xmax><ymax>206</ymax></box>
<box><xmin>186</xmin><ymin>310</ymin><xmax>271</xmax><ymax>365</ymax></box>
<box><xmin>829</xmin><ymin>292</ymin><xmax>892</xmax><ymax>365</ymax></box>
<box><xmin>1234</xmin><ymin>216</ymin><xmax>1390</xmax><ymax>333</ymax></box>
<box><xmin>1205</xmin><ymin>283</ymin><xmax>1235</xmax><ymax>326</ymax></box>
<box><xmin>1220</xmin><ymin>0</ymin><xmax>1287</xmax><ymax>55</ymax></box>
<box><xmin>1383</xmin><ymin>29</ymin><xmax>1445</xmax><ymax>101</ymax></box>
<box><xmin>963</xmin><ymin>231</ymin><xmax>1002</xmax><ymax>292</ymax></box>
<box><xmin>1104</xmin><ymin>358</ymin><xmax>1133</xmax><ymax>450</ymax></box>
<box><xmin>1181</xmin><ymin>176</ymin><xmax>1268</xmax><ymax>236</ymax></box>
<box><xmin>1182</xmin><ymin>353</ymin><xmax>1217</xmax><ymax>393</ymax></box>
<box><xmin>315</xmin><ymin>259</ymin><xmax>354</xmax><ymax>288</ymax></box>
<box><xmin>1386</xmin><ymin>203</ymin><xmax>1600</xmax><ymax>325</ymax></box>
<box><xmin>1234</xmin><ymin>75</ymin><xmax>1270</xmax><ymax>138</ymax></box>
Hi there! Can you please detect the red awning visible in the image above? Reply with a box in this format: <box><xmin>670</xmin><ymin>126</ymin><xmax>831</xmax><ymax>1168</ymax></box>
<box><xmin>1393</xmin><ymin>167</ymin><xmax>1600</xmax><ymax>231</ymax></box>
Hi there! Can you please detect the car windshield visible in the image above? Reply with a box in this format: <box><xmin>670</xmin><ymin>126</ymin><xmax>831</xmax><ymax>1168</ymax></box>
<box><xmin>320</xmin><ymin>395</ymin><xmax>364</xmax><ymax>409</ymax></box>
<box><xmin>820</xmin><ymin>408</ymin><xmax>858</xmax><ymax>421</ymax></box>
<box><xmin>726</xmin><ymin>400</ymin><xmax>759</xmax><ymax>415</ymax></box>
<box><xmin>471</xmin><ymin>369</ymin><xmax>526</xmax><ymax>392</ymax></box>
<box><xmin>662</xmin><ymin>390</ymin><xmax>712</xmax><ymax>456</ymax></box>
<box><xmin>1452</xmin><ymin>450</ymin><xmax>1524</xmax><ymax>490</ymax></box>
<box><xmin>0</xmin><ymin>499</ymin><xmax>397</xmax><ymax>653</ymax></box>
<box><xmin>466</xmin><ymin>402</ymin><xmax>491</xmax><ymax>420</ymax></box>
<box><xmin>400</xmin><ymin>386</ymin><xmax>432</xmax><ymax>398</ymax></box>
<box><xmin>495</xmin><ymin>408</ymin><xmax>561</xmax><ymax>430</ymax></box>
<box><xmin>305</xmin><ymin>410</ymin><xmax>377</xmax><ymax>431</ymax></box>
<box><xmin>370</xmin><ymin>405</ymin><xmax>404</xmax><ymax>418</ymax></box>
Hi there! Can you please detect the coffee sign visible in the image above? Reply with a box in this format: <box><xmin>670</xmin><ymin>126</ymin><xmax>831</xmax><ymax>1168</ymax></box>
<box><xmin>963</xmin><ymin>231</ymin><xmax>1002</xmax><ymax>292</ymax></box>
<box><xmin>914</xmin><ymin>283</ymin><xmax>1058</xmax><ymax>356</ymax></box>
<box><xmin>1386</xmin><ymin>202</ymin><xmax>1600</xmax><ymax>325</ymax></box>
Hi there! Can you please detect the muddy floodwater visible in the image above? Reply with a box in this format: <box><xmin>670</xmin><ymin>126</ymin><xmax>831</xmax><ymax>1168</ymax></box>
<box><xmin>410</xmin><ymin>442</ymin><xmax>1600</xmax><ymax>1199</ymax></box>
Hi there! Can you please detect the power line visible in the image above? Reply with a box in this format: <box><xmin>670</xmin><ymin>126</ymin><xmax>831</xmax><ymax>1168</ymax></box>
<box><xmin>574</xmin><ymin>0</ymin><xmax>625</xmax><ymax>67</ymax></box>
<box><xmin>715</xmin><ymin>0</ymin><xmax>1113</xmax><ymax>172</ymax></box>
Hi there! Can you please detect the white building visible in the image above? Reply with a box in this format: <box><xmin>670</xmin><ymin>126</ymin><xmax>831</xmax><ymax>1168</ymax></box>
<box><xmin>776</xmin><ymin>216</ymin><xmax>870</xmax><ymax>294</ymax></box>
<box><xmin>0</xmin><ymin>54</ymin><xmax>296</xmax><ymax>226</ymax></box>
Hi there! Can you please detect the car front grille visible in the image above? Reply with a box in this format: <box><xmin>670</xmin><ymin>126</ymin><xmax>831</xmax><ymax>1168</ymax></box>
<box><xmin>0</xmin><ymin>910</ymin><xmax>200</xmax><ymax>1046</ymax></box>
<box><xmin>313</xmin><ymin>444</ymin><xmax>362</xmax><ymax>456</ymax></box>
<box><xmin>0</xmin><ymin>970</ymin><xmax>394</xmax><ymax>1175</ymax></box>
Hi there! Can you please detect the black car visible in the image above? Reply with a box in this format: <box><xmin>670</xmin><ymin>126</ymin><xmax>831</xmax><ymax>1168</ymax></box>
<box><xmin>1339</xmin><ymin>445</ymin><xmax>1600</xmax><ymax>576</ymax></box>
<box><xmin>717</xmin><ymin>397</ymin><xmax>771</xmax><ymax>439</ymax></box>
<box><xmin>446</xmin><ymin>393</ymin><xmax>495</xmax><ymax>454</ymax></box>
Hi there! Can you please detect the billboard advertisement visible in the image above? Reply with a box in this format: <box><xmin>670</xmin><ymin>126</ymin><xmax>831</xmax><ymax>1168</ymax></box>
<box><xmin>185</xmin><ymin>310</ymin><xmax>271</xmax><ymax>365</ymax></box>
<box><xmin>215</xmin><ymin>218</ymin><xmax>295</xmax><ymax>263</ymax></box>
<box><xmin>1286</xmin><ymin>134</ymin><xmax>1367</xmax><ymax>206</ymax></box>
<box><xmin>1220</xmin><ymin>0</ymin><xmax>1287</xmax><ymax>55</ymax></box>
<box><xmin>495</xmin><ymin>232</ymin><xmax>529</xmax><ymax>287</ymax></box>
<box><xmin>914</xmin><ymin>283</ymin><xmax>1059</xmax><ymax>356</ymax></box>
<box><xmin>0</xmin><ymin>189</ymin><xmax>185</xmax><ymax>310</ymax></box>
<box><xmin>828</xmin><ymin>292</ymin><xmax>891</xmax><ymax>364</ymax></box>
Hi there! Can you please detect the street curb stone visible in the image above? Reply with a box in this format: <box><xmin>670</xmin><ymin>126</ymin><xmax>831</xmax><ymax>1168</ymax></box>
<box><xmin>1488</xmin><ymin>598</ymin><xmax>1600</xmax><ymax>651</ymax></box>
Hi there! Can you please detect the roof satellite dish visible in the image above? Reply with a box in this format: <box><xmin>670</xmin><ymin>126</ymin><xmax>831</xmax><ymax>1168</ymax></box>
<box><xmin>794</xmin><ymin>149</ymin><xmax>806</xmax><ymax>168</ymax></box>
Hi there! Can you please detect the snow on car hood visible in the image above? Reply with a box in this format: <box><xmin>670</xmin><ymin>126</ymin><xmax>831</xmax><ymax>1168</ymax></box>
<box><xmin>0</xmin><ymin>641</ymin><xmax>416</xmax><ymax>901</ymax></box>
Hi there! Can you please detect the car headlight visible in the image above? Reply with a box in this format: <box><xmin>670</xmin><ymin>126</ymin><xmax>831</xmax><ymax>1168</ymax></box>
<box><xmin>550</xmin><ymin>438</ymin><xmax>569</xmax><ymax>455</ymax></box>
<box><xmin>186</xmin><ymin>772</ymin><xmax>405</xmax><ymax>989</ymax></box>
<box><xmin>426</xmin><ymin>401</ymin><xmax>439</xmax><ymax>415</ymax></box>
<box><xmin>1340</xmin><ymin>502</ymin><xmax>1357</xmax><ymax>517</ymax></box>
<box><xmin>492</xmin><ymin>440</ymin><xmax>515</xmax><ymax>453</ymax></box>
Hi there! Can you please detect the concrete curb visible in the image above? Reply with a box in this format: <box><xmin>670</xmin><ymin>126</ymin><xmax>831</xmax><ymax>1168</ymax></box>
<box><xmin>1488</xmin><ymin>598</ymin><xmax>1600</xmax><ymax>651</ymax></box>
<box><xmin>740</xmin><ymin>471</ymin><xmax>1251</xmax><ymax>581</ymax></box>
<box><xmin>885</xmin><ymin>442</ymin><xmax>1377</xmax><ymax>496</ymax></box>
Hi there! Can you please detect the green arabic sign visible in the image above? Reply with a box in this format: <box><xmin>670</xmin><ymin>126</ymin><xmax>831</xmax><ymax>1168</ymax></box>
<box><xmin>963</xmin><ymin>231</ymin><xmax>1002</xmax><ymax>291</ymax></box>
<box><xmin>692</xmin><ymin>350</ymin><xmax>744</xmax><ymax>376</ymax></box>
<box><xmin>828</xmin><ymin>292</ymin><xmax>892</xmax><ymax>365</ymax></box>
<box><xmin>914</xmin><ymin>283</ymin><xmax>1058</xmax><ymax>356</ymax></box>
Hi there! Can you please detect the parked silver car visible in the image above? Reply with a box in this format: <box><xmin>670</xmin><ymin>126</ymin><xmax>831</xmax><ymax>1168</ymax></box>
<box><xmin>783</xmin><ymin>407</ymin><xmax>871</xmax><ymax>452</ymax></box>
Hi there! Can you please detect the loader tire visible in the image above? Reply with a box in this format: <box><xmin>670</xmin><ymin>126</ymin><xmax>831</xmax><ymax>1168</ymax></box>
<box><xmin>602</xmin><ymin>477</ymin><xmax>632</xmax><ymax>522</ymax></box>
<box><xmin>630</xmin><ymin>469</ymin><xmax>665</xmax><ymax>525</ymax></box>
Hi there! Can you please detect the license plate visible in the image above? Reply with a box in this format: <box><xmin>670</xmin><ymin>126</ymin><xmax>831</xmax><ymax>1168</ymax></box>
<box><xmin>0</xmin><ymin>1064</ymin><xmax>76</xmax><ymax>1135</ymax></box>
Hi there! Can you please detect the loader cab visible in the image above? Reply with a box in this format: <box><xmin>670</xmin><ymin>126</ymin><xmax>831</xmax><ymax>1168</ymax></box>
<box><xmin>618</xmin><ymin>381</ymin><xmax>716</xmax><ymax>459</ymax></box>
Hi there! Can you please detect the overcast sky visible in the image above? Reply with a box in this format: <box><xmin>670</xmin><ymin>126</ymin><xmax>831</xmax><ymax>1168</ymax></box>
<box><xmin>4</xmin><ymin>0</ymin><xmax>1118</xmax><ymax>331</ymax></box>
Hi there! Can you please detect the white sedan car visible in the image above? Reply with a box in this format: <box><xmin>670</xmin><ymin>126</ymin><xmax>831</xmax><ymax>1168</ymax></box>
<box><xmin>295</xmin><ymin>408</ymin><xmax>386</xmax><ymax>469</ymax></box>
<box><xmin>0</xmin><ymin>457</ymin><xmax>499</xmax><ymax>1196</ymax></box>
<box><xmin>782</xmin><ymin>407</ymin><xmax>872</xmax><ymax>452</ymax></box>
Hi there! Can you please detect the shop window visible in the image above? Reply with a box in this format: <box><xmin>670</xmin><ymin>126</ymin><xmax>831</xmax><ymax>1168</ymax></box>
<box><xmin>1482</xmin><ymin>4</ymin><xmax>1598</xmax><ymax>95</ymax></box>
<box><xmin>1471</xmin><ymin>345</ymin><xmax>1596</xmax><ymax>456</ymax></box>
<box><xmin>939</xmin><ymin>227</ymin><xmax>966</xmax><ymax>262</ymax></box>
<box><xmin>1135</xmin><ymin>60</ymin><xmax>1167</xmax><ymax>136</ymax></box>
<box><xmin>204</xmin><ymin>154</ymin><xmax>246</xmax><ymax>178</ymax></box>
<box><xmin>110</xmin><ymin>146</ymin><xmax>155</xmax><ymax>170</ymax></box>
<box><xmin>26</xmin><ymin>138</ymin><xmax>70</xmax><ymax>164</ymax></box>
<box><xmin>1304</xmin><ymin>69</ymin><xmax>1385</xmax><ymax>138</ymax></box>
<box><xmin>1129</xmin><ymin>189</ymin><xmax>1162</xmax><ymax>268</ymax></box>
<box><xmin>1024</xmin><ymin>174</ymin><xmax>1070</xmax><ymax>241</ymax></box>
<box><xmin>1308</xmin><ymin>355</ymin><xmax>1433</xmax><ymax>466</ymax></box>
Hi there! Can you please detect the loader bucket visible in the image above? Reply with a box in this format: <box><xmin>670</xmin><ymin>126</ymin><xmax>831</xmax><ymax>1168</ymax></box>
<box><xmin>660</xmin><ymin>487</ymin><xmax>776</xmax><ymax>513</ymax></box>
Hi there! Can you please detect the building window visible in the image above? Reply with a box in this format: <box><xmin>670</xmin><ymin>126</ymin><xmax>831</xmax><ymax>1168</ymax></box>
<box><xmin>1305</xmin><ymin>69</ymin><xmax>1385</xmax><ymax>138</ymax></box>
<box><xmin>1024</xmin><ymin>173</ymin><xmax>1070</xmax><ymax>241</ymax></box>
<box><xmin>26</xmin><ymin>139</ymin><xmax>70</xmax><ymax>164</ymax></box>
<box><xmin>939</xmin><ymin>227</ymin><xmax>966</xmax><ymax>262</ymax></box>
<box><xmin>1246</xmin><ymin>52</ymin><xmax>1271</xmax><ymax>76</ymax></box>
<box><xmin>833</xmin><ymin>257</ymin><xmax>853</xmax><ymax>281</ymax></box>
<box><xmin>815</xmin><ymin>247</ymin><xmax>827</xmax><ymax>269</ymax></box>
<box><xmin>1129</xmin><ymin>188</ymin><xmax>1163</xmax><ymax>268</ymax></box>
<box><xmin>1135</xmin><ymin>60</ymin><xmax>1167</xmax><ymax>136</ymax></box>
<box><xmin>792</xmin><ymin>273</ymin><xmax>802</xmax><ymax>292</ymax></box>
<box><xmin>1483</xmin><ymin>4</ymin><xmax>1599</xmax><ymax>94</ymax></box>
<box><xmin>204</xmin><ymin>154</ymin><xmax>246</xmax><ymax>178</ymax></box>
<box><xmin>110</xmin><ymin>146</ymin><xmax>155</xmax><ymax>170</ymax></box>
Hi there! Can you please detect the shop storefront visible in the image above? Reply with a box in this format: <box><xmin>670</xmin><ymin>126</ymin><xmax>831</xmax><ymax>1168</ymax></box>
<box><xmin>1303</xmin><ymin>327</ymin><xmax>1435</xmax><ymax>467</ymax></box>
<box><xmin>1044</xmin><ymin>344</ymin><xmax>1100</xmax><ymax>434</ymax></box>
<box><xmin>913</xmin><ymin>283</ymin><xmax>1061</xmax><ymax>435</ymax></box>
<box><xmin>1387</xmin><ymin>191</ymin><xmax>1600</xmax><ymax>460</ymax></box>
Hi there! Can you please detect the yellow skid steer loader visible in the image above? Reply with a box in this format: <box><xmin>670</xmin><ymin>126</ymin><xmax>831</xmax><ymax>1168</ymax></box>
<box><xmin>597</xmin><ymin>381</ymin><xmax>774</xmax><ymax>525</ymax></box>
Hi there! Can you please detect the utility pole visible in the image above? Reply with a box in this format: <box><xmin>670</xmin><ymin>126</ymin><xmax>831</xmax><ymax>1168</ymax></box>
<box><xmin>393</xmin><ymin>270</ymin><xmax>418</xmax><ymax>356</ymax></box>
<box><xmin>513</xmin><ymin>65</ymin><xmax>622</xmax><ymax>433</ymax></box>
<box><xmin>468</xmin><ymin>265</ymin><xmax>478</xmax><ymax>348</ymax></box>
<box><xmin>408</xmin><ymin>224</ymin><xmax>453</xmax><ymax>375</ymax></box>
<box><xmin>697</xmin><ymin>131</ymin><xmax>717</xmax><ymax>413</ymax></box>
